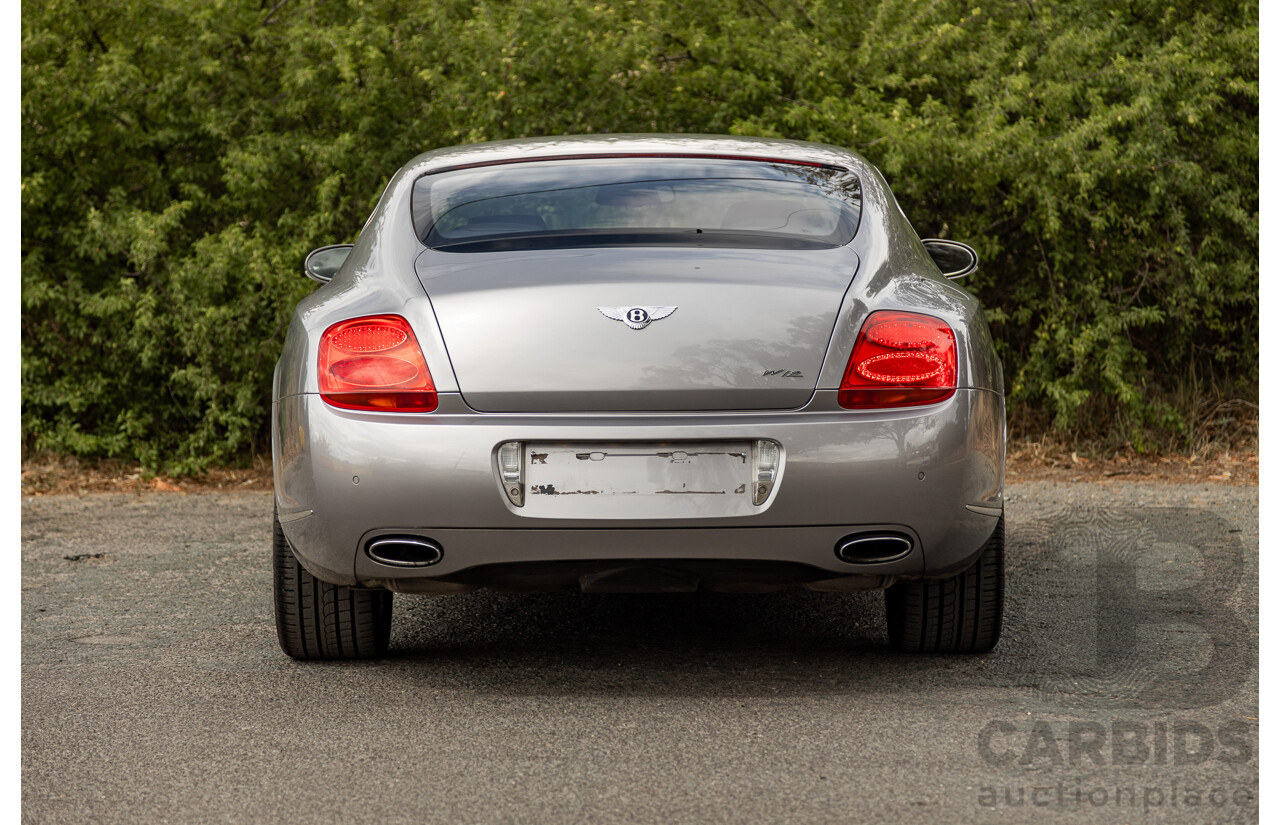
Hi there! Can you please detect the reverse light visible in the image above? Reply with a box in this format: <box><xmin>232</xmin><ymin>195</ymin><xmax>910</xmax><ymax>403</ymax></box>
<box><xmin>838</xmin><ymin>311</ymin><xmax>957</xmax><ymax>409</ymax></box>
<box><xmin>318</xmin><ymin>315</ymin><xmax>437</xmax><ymax>412</ymax></box>
<box><xmin>498</xmin><ymin>441</ymin><xmax>524</xmax><ymax>507</ymax></box>
<box><xmin>751</xmin><ymin>439</ymin><xmax>780</xmax><ymax>505</ymax></box>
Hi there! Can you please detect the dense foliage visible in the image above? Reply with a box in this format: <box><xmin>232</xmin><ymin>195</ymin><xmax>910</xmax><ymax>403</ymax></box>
<box><xmin>22</xmin><ymin>0</ymin><xmax>1257</xmax><ymax>471</ymax></box>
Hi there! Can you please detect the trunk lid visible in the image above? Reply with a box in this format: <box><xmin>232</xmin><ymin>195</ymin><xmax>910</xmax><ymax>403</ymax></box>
<box><xmin>415</xmin><ymin>247</ymin><xmax>859</xmax><ymax>412</ymax></box>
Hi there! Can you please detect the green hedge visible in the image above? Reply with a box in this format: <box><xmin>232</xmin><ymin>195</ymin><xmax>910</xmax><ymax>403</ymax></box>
<box><xmin>22</xmin><ymin>0</ymin><xmax>1257</xmax><ymax>472</ymax></box>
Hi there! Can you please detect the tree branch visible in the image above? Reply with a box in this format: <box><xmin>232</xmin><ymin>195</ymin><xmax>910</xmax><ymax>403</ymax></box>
<box><xmin>263</xmin><ymin>0</ymin><xmax>290</xmax><ymax>25</ymax></box>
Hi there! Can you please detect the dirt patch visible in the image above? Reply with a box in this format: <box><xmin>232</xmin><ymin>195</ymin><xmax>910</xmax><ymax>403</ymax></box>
<box><xmin>1006</xmin><ymin>430</ymin><xmax>1257</xmax><ymax>484</ymax></box>
<box><xmin>20</xmin><ymin>455</ymin><xmax>274</xmax><ymax>497</ymax></box>
<box><xmin>1005</xmin><ymin>445</ymin><xmax>1257</xmax><ymax>485</ymax></box>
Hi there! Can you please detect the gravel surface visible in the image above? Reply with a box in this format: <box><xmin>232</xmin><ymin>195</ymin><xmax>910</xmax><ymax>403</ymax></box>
<box><xmin>22</xmin><ymin>482</ymin><xmax>1258</xmax><ymax>824</ymax></box>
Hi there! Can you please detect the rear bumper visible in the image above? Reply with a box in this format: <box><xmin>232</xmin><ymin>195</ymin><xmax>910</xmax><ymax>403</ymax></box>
<box><xmin>273</xmin><ymin>389</ymin><xmax>1004</xmax><ymax>588</ymax></box>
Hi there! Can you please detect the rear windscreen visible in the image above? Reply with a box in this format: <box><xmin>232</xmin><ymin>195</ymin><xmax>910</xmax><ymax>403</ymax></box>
<box><xmin>411</xmin><ymin>157</ymin><xmax>861</xmax><ymax>252</ymax></box>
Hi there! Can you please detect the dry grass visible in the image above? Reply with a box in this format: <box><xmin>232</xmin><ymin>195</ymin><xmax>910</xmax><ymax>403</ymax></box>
<box><xmin>1002</xmin><ymin>384</ymin><xmax>1258</xmax><ymax>484</ymax></box>
<box><xmin>20</xmin><ymin>453</ymin><xmax>273</xmax><ymax>497</ymax></box>
<box><xmin>1005</xmin><ymin>434</ymin><xmax>1257</xmax><ymax>484</ymax></box>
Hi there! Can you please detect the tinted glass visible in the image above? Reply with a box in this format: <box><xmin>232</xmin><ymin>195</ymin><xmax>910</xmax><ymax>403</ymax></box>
<box><xmin>411</xmin><ymin>158</ymin><xmax>861</xmax><ymax>252</ymax></box>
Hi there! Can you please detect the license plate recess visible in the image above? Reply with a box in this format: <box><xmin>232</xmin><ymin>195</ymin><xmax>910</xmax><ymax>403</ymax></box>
<box><xmin>521</xmin><ymin>441</ymin><xmax>757</xmax><ymax>519</ymax></box>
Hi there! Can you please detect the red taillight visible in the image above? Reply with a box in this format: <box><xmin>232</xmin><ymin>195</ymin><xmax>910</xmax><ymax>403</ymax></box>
<box><xmin>838</xmin><ymin>311</ymin><xmax>957</xmax><ymax>409</ymax></box>
<box><xmin>318</xmin><ymin>315</ymin><xmax>437</xmax><ymax>412</ymax></box>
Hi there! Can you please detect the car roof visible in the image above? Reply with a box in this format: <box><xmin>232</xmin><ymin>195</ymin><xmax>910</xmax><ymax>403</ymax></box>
<box><xmin>398</xmin><ymin>134</ymin><xmax>871</xmax><ymax>177</ymax></box>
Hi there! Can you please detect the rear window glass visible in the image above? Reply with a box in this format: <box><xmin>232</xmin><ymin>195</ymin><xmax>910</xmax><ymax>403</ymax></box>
<box><xmin>411</xmin><ymin>157</ymin><xmax>861</xmax><ymax>252</ymax></box>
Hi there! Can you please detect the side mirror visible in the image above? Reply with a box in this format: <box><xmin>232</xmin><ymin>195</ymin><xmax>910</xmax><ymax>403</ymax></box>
<box><xmin>921</xmin><ymin>239</ymin><xmax>978</xmax><ymax>280</ymax></box>
<box><xmin>303</xmin><ymin>245</ymin><xmax>353</xmax><ymax>283</ymax></box>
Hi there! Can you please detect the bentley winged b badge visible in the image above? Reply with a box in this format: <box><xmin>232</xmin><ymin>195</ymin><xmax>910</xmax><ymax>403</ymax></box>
<box><xmin>597</xmin><ymin>305</ymin><xmax>678</xmax><ymax>330</ymax></box>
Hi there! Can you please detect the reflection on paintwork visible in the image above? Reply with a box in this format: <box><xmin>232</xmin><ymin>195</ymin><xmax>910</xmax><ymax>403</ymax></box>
<box><xmin>280</xmin><ymin>385</ymin><xmax>1001</xmax><ymax>587</ymax></box>
<box><xmin>271</xmin><ymin>137</ymin><xmax>1005</xmax><ymax>598</ymax></box>
<box><xmin>416</xmin><ymin>246</ymin><xmax>859</xmax><ymax>412</ymax></box>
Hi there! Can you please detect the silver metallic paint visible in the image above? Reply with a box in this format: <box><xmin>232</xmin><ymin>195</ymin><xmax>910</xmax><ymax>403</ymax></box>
<box><xmin>415</xmin><ymin>246</ymin><xmax>859</xmax><ymax>412</ymax></box>
<box><xmin>272</xmin><ymin>135</ymin><xmax>1005</xmax><ymax>591</ymax></box>
<box><xmin>275</xmin><ymin>388</ymin><xmax>1002</xmax><ymax>586</ymax></box>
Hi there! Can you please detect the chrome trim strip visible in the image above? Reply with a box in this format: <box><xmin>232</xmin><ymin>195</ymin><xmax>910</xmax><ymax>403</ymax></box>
<box><xmin>965</xmin><ymin>504</ymin><xmax>1003</xmax><ymax>517</ymax></box>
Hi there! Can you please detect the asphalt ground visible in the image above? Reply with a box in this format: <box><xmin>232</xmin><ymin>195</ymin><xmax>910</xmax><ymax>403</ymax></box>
<box><xmin>21</xmin><ymin>482</ymin><xmax>1258</xmax><ymax>824</ymax></box>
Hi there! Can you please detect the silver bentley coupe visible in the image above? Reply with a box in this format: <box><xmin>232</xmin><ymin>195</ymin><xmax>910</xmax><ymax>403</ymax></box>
<box><xmin>272</xmin><ymin>135</ymin><xmax>1005</xmax><ymax>660</ymax></box>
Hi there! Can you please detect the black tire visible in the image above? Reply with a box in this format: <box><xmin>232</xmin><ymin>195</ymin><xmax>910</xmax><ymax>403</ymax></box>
<box><xmin>885</xmin><ymin>518</ymin><xmax>1004</xmax><ymax>653</ymax></box>
<box><xmin>273</xmin><ymin>508</ymin><xmax>392</xmax><ymax>660</ymax></box>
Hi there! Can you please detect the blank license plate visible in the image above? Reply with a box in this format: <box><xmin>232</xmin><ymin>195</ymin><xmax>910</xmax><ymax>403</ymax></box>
<box><xmin>521</xmin><ymin>441</ymin><xmax>756</xmax><ymax>519</ymax></box>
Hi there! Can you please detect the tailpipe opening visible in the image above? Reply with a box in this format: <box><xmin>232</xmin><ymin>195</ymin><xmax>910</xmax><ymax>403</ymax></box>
<box><xmin>834</xmin><ymin>533</ymin><xmax>913</xmax><ymax>564</ymax></box>
<box><xmin>365</xmin><ymin>536</ymin><xmax>444</xmax><ymax>567</ymax></box>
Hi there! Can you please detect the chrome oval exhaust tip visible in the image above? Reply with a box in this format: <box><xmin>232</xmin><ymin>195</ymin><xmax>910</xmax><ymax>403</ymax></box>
<box><xmin>834</xmin><ymin>534</ymin><xmax>913</xmax><ymax>564</ymax></box>
<box><xmin>366</xmin><ymin>537</ymin><xmax>444</xmax><ymax>567</ymax></box>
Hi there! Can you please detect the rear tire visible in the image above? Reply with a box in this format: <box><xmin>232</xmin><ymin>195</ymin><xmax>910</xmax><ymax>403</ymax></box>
<box><xmin>885</xmin><ymin>518</ymin><xmax>1004</xmax><ymax>653</ymax></box>
<box><xmin>273</xmin><ymin>507</ymin><xmax>392</xmax><ymax>660</ymax></box>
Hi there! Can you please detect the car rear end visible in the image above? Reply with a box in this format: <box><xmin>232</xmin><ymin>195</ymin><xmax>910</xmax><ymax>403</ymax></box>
<box><xmin>272</xmin><ymin>137</ymin><xmax>1005</xmax><ymax>658</ymax></box>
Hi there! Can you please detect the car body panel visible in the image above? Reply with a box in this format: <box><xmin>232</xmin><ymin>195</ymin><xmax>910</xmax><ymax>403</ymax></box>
<box><xmin>414</xmin><ymin>246</ymin><xmax>860</xmax><ymax>412</ymax></box>
<box><xmin>274</xmin><ymin>388</ymin><xmax>1003</xmax><ymax>586</ymax></box>
<box><xmin>272</xmin><ymin>135</ymin><xmax>1005</xmax><ymax>593</ymax></box>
